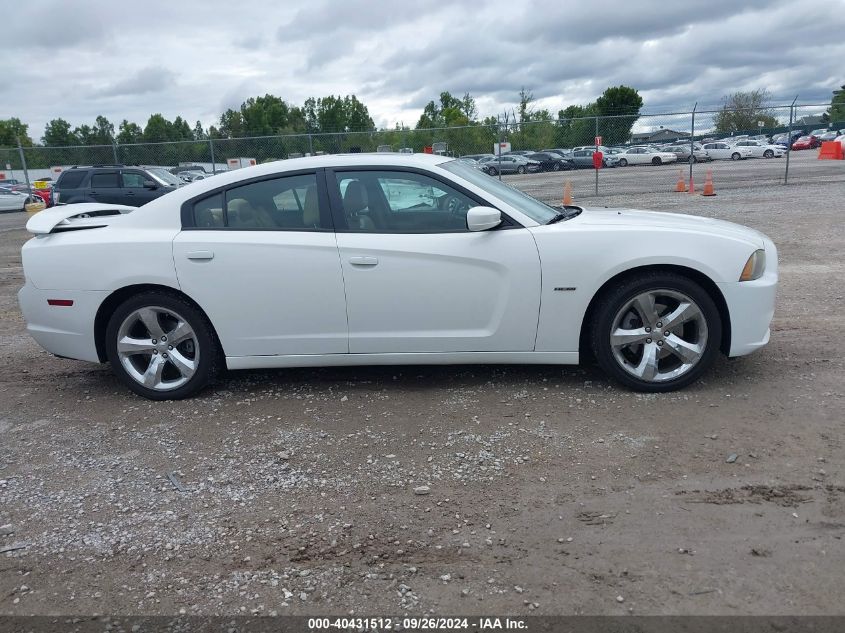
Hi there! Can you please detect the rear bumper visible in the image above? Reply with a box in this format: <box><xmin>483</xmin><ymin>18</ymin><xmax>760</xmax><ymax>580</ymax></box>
<box><xmin>18</xmin><ymin>283</ymin><xmax>106</xmax><ymax>363</ymax></box>
<box><xmin>718</xmin><ymin>237</ymin><xmax>778</xmax><ymax>357</ymax></box>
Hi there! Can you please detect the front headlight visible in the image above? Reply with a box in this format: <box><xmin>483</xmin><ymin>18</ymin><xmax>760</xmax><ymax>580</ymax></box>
<box><xmin>739</xmin><ymin>249</ymin><xmax>766</xmax><ymax>281</ymax></box>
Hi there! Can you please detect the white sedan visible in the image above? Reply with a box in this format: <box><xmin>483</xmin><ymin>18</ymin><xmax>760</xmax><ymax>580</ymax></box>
<box><xmin>730</xmin><ymin>140</ymin><xmax>785</xmax><ymax>158</ymax></box>
<box><xmin>615</xmin><ymin>147</ymin><xmax>678</xmax><ymax>166</ymax></box>
<box><xmin>0</xmin><ymin>187</ymin><xmax>30</xmax><ymax>212</ymax></box>
<box><xmin>18</xmin><ymin>154</ymin><xmax>778</xmax><ymax>400</ymax></box>
<box><xmin>702</xmin><ymin>142</ymin><xmax>754</xmax><ymax>160</ymax></box>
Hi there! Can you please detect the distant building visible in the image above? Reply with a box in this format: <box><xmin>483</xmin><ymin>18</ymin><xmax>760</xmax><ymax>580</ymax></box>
<box><xmin>631</xmin><ymin>129</ymin><xmax>690</xmax><ymax>144</ymax></box>
<box><xmin>794</xmin><ymin>114</ymin><xmax>827</xmax><ymax>127</ymax></box>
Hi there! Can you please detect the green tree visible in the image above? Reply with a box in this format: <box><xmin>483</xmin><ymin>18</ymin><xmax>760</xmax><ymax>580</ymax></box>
<box><xmin>116</xmin><ymin>120</ymin><xmax>143</xmax><ymax>144</ymax></box>
<box><xmin>143</xmin><ymin>114</ymin><xmax>172</xmax><ymax>143</ymax></box>
<box><xmin>43</xmin><ymin>118</ymin><xmax>78</xmax><ymax>146</ymax></box>
<box><xmin>0</xmin><ymin>118</ymin><xmax>33</xmax><ymax>146</ymax></box>
<box><xmin>193</xmin><ymin>120</ymin><xmax>205</xmax><ymax>140</ymax></box>
<box><xmin>715</xmin><ymin>89</ymin><xmax>780</xmax><ymax>133</ymax></box>
<box><xmin>827</xmin><ymin>85</ymin><xmax>845</xmax><ymax>123</ymax></box>
<box><xmin>217</xmin><ymin>109</ymin><xmax>245</xmax><ymax>138</ymax></box>
<box><xmin>93</xmin><ymin>115</ymin><xmax>115</xmax><ymax>144</ymax></box>
<box><xmin>595</xmin><ymin>85</ymin><xmax>643</xmax><ymax>144</ymax></box>
<box><xmin>416</xmin><ymin>91</ymin><xmax>476</xmax><ymax>128</ymax></box>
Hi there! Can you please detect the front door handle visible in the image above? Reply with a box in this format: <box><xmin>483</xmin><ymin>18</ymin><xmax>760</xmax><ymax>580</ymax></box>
<box><xmin>186</xmin><ymin>250</ymin><xmax>214</xmax><ymax>261</ymax></box>
<box><xmin>349</xmin><ymin>256</ymin><xmax>379</xmax><ymax>266</ymax></box>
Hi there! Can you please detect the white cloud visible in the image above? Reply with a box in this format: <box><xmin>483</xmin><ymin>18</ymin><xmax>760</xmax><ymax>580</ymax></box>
<box><xmin>4</xmin><ymin>0</ymin><xmax>841</xmax><ymax>141</ymax></box>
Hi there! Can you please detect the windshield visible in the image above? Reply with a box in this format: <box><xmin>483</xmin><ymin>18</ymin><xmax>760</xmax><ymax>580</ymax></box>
<box><xmin>146</xmin><ymin>167</ymin><xmax>183</xmax><ymax>186</ymax></box>
<box><xmin>440</xmin><ymin>159</ymin><xmax>557</xmax><ymax>224</ymax></box>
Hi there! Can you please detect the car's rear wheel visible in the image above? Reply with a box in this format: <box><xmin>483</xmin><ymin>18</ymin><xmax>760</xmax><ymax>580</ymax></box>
<box><xmin>517</xmin><ymin>166</ymin><xmax>526</xmax><ymax>174</ymax></box>
<box><xmin>552</xmin><ymin>162</ymin><xmax>561</xmax><ymax>171</ymax></box>
<box><xmin>731</xmin><ymin>152</ymin><xmax>741</xmax><ymax>160</ymax></box>
<box><xmin>652</xmin><ymin>157</ymin><xmax>662</xmax><ymax>165</ymax></box>
<box><xmin>105</xmin><ymin>291</ymin><xmax>220</xmax><ymax>400</ymax></box>
<box><xmin>763</xmin><ymin>149</ymin><xmax>774</xmax><ymax>158</ymax></box>
<box><xmin>618</xmin><ymin>158</ymin><xmax>628</xmax><ymax>167</ymax></box>
<box><xmin>590</xmin><ymin>272</ymin><xmax>721</xmax><ymax>392</ymax></box>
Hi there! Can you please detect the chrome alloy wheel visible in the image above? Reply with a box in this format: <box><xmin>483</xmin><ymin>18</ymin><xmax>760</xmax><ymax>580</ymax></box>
<box><xmin>116</xmin><ymin>306</ymin><xmax>199</xmax><ymax>391</ymax></box>
<box><xmin>609</xmin><ymin>289</ymin><xmax>708</xmax><ymax>383</ymax></box>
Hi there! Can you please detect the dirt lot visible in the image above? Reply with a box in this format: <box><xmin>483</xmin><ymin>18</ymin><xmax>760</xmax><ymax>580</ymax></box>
<box><xmin>0</xmin><ymin>173</ymin><xmax>844</xmax><ymax>618</ymax></box>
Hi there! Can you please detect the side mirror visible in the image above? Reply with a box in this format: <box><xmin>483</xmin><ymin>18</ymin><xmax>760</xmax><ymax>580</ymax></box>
<box><xmin>466</xmin><ymin>206</ymin><xmax>501</xmax><ymax>232</ymax></box>
<box><xmin>143</xmin><ymin>180</ymin><xmax>158</xmax><ymax>189</ymax></box>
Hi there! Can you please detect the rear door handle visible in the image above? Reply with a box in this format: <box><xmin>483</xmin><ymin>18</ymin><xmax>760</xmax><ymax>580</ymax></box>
<box><xmin>349</xmin><ymin>256</ymin><xmax>379</xmax><ymax>266</ymax></box>
<box><xmin>186</xmin><ymin>250</ymin><xmax>214</xmax><ymax>261</ymax></box>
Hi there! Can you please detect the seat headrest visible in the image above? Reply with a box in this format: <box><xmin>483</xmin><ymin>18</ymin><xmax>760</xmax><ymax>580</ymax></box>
<box><xmin>343</xmin><ymin>180</ymin><xmax>368</xmax><ymax>213</ymax></box>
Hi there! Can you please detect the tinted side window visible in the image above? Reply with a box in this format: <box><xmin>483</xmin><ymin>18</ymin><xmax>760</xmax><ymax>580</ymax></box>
<box><xmin>56</xmin><ymin>171</ymin><xmax>87</xmax><ymax>189</ymax></box>
<box><xmin>225</xmin><ymin>173</ymin><xmax>323</xmax><ymax>230</ymax></box>
<box><xmin>122</xmin><ymin>171</ymin><xmax>147</xmax><ymax>187</ymax></box>
<box><xmin>91</xmin><ymin>172</ymin><xmax>119</xmax><ymax>188</ymax></box>
<box><xmin>193</xmin><ymin>193</ymin><xmax>224</xmax><ymax>228</ymax></box>
<box><xmin>334</xmin><ymin>170</ymin><xmax>475</xmax><ymax>234</ymax></box>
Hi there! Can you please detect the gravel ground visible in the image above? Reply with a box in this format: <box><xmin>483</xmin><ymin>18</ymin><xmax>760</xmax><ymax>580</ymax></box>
<box><xmin>0</xmin><ymin>173</ymin><xmax>844</xmax><ymax>617</ymax></box>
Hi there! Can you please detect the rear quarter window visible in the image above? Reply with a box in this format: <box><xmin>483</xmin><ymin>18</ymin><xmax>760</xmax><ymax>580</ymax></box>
<box><xmin>56</xmin><ymin>171</ymin><xmax>87</xmax><ymax>189</ymax></box>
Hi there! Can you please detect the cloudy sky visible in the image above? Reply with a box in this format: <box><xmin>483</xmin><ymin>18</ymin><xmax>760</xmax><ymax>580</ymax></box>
<box><xmin>5</xmin><ymin>0</ymin><xmax>843</xmax><ymax>140</ymax></box>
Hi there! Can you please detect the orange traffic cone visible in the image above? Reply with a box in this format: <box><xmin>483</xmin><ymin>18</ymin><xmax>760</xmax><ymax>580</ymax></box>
<box><xmin>675</xmin><ymin>169</ymin><xmax>686</xmax><ymax>192</ymax></box>
<box><xmin>562</xmin><ymin>181</ymin><xmax>573</xmax><ymax>205</ymax></box>
<box><xmin>701</xmin><ymin>170</ymin><xmax>716</xmax><ymax>196</ymax></box>
<box><xmin>688</xmin><ymin>175</ymin><xmax>695</xmax><ymax>193</ymax></box>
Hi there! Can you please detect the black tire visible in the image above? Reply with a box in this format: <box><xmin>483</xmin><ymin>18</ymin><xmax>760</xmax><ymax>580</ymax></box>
<box><xmin>652</xmin><ymin>157</ymin><xmax>662</xmax><ymax>165</ymax></box>
<box><xmin>487</xmin><ymin>167</ymin><xmax>498</xmax><ymax>176</ymax></box>
<box><xmin>763</xmin><ymin>149</ymin><xmax>774</xmax><ymax>158</ymax></box>
<box><xmin>618</xmin><ymin>158</ymin><xmax>628</xmax><ymax>167</ymax></box>
<box><xmin>589</xmin><ymin>272</ymin><xmax>722</xmax><ymax>392</ymax></box>
<box><xmin>731</xmin><ymin>152</ymin><xmax>741</xmax><ymax>161</ymax></box>
<box><xmin>690</xmin><ymin>155</ymin><xmax>697</xmax><ymax>163</ymax></box>
<box><xmin>517</xmin><ymin>166</ymin><xmax>526</xmax><ymax>174</ymax></box>
<box><xmin>552</xmin><ymin>162</ymin><xmax>561</xmax><ymax>171</ymax></box>
<box><xmin>105</xmin><ymin>291</ymin><xmax>220</xmax><ymax>400</ymax></box>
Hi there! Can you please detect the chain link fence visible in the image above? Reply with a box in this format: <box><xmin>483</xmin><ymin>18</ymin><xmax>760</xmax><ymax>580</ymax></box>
<box><xmin>2</xmin><ymin>103</ymin><xmax>841</xmax><ymax>205</ymax></box>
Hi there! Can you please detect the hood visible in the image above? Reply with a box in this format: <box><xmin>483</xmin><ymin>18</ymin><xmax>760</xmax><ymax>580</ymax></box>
<box><xmin>570</xmin><ymin>207</ymin><xmax>765</xmax><ymax>247</ymax></box>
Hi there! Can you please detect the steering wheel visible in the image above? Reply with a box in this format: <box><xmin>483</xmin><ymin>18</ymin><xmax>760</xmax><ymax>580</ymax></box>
<box><xmin>442</xmin><ymin>194</ymin><xmax>468</xmax><ymax>215</ymax></box>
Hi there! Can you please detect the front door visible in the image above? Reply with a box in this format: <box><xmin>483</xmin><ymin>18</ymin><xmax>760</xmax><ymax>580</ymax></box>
<box><xmin>121</xmin><ymin>169</ymin><xmax>161</xmax><ymax>206</ymax></box>
<box><xmin>88</xmin><ymin>170</ymin><xmax>122</xmax><ymax>204</ymax></box>
<box><xmin>173</xmin><ymin>170</ymin><xmax>348</xmax><ymax>358</ymax></box>
<box><xmin>327</xmin><ymin>168</ymin><xmax>541</xmax><ymax>354</ymax></box>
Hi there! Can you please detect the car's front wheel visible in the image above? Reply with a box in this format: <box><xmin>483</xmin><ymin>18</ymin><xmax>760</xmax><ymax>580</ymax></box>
<box><xmin>618</xmin><ymin>158</ymin><xmax>628</xmax><ymax>167</ymax></box>
<box><xmin>105</xmin><ymin>291</ymin><xmax>220</xmax><ymax>400</ymax></box>
<box><xmin>731</xmin><ymin>152</ymin><xmax>741</xmax><ymax>160</ymax></box>
<box><xmin>552</xmin><ymin>162</ymin><xmax>561</xmax><ymax>171</ymax></box>
<box><xmin>590</xmin><ymin>272</ymin><xmax>721</xmax><ymax>392</ymax></box>
<box><xmin>652</xmin><ymin>157</ymin><xmax>662</xmax><ymax>165</ymax></box>
<box><xmin>763</xmin><ymin>149</ymin><xmax>774</xmax><ymax>158</ymax></box>
<box><xmin>517</xmin><ymin>166</ymin><xmax>526</xmax><ymax>174</ymax></box>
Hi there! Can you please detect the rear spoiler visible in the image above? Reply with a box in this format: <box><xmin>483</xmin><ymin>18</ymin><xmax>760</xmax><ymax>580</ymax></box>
<box><xmin>26</xmin><ymin>203</ymin><xmax>136</xmax><ymax>235</ymax></box>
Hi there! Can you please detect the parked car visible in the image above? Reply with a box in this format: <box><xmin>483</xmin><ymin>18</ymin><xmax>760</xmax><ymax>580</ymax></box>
<box><xmin>664</xmin><ymin>144</ymin><xmax>712</xmax><ymax>163</ymax></box>
<box><xmin>614</xmin><ymin>147</ymin><xmax>678</xmax><ymax>166</ymax></box>
<box><xmin>461</xmin><ymin>154</ymin><xmax>494</xmax><ymax>162</ymax></box>
<box><xmin>542</xmin><ymin>148</ymin><xmax>572</xmax><ymax>157</ymax></box>
<box><xmin>526</xmin><ymin>152</ymin><xmax>574</xmax><ymax>172</ymax></box>
<box><xmin>810</xmin><ymin>129</ymin><xmax>829</xmax><ymax>138</ymax></box>
<box><xmin>818</xmin><ymin>131</ymin><xmax>839</xmax><ymax>142</ymax></box>
<box><xmin>170</xmin><ymin>165</ymin><xmax>209</xmax><ymax>176</ymax></box>
<box><xmin>0</xmin><ymin>187</ymin><xmax>31</xmax><ymax>212</ymax></box>
<box><xmin>791</xmin><ymin>135</ymin><xmax>821</xmax><ymax>150</ymax></box>
<box><xmin>503</xmin><ymin>150</ymin><xmax>535</xmax><ymax>157</ymax></box>
<box><xmin>18</xmin><ymin>153</ymin><xmax>778</xmax><ymax>399</ymax></box>
<box><xmin>53</xmin><ymin>165</ymin><xmax>184</xmax><ymax>206</ymax></box>
<box><xmin>730</xmin><ymin>140</ymin><xmax>785</xmax><ymax>158</ymax></box>
<box><xmin>178</xmin><ymin>170</ymin><xmax>209</xmax><ymax>183</ymax></box>
<box><xmin>0</xmin><ymin>178</ymin><xmax>21</xmax><ymax>188</ymax></box>
<box><xmin>701</xmin><ymin>143</ymin><xmax>753</xmax><ymax>160</ymax></box>
<box><xmin>483</xmin><ymin>155</ymin><xmax>541</xmax><ymax>175</ymax></box>
<box><xmin>773</xmin><ymin>130</ymin><xmax>807</xmax><ymax>148</ymax></box>
<box><xmin>563</xmin><ymin>148</ymin><xmax>621</xmax><ymax>168</ymax></box>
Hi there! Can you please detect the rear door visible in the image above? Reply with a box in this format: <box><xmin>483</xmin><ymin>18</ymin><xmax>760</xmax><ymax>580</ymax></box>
<box><xmin>173</xmin><ymin>169</ymin><xmax>348</xmax><ymax>358</ymax></box>
<box><xmin>88</xmin><ymin>171</ymin><xmax>122</xmax><ymax>203</ymax></box>
<box><xmin>327</xmin><ymin>167</ymin><xmax>541</xmax><ymax>354</ymax></box>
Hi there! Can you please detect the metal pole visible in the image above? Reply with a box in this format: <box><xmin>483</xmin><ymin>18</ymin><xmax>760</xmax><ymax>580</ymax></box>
<box><xmin>689</xmin><ymin>102</ymin><xmax>697</xmax><ymax>183</ymax></box>
<box><xmin>16</xmin><ymin>138</ymin><xmax>31</xmax><ymax>193</ymax></box>
<box><xmin>784</xmin><ymin>95</ymin><xmax>798</xmax><ymax>185</ymax></box>
<box><xmin>594</xmin><ymin>116</ymin><xmax>599</xmax><ymax>195</ymax></box>
<box><xmin>308</xmin><ymin>133</ymin><xmax>314</xmax><ymax>156</ymax></box>
<box><xmin>497</xmin><ymin>116</ymin><xmax>503</xmax><ymax>181</ymax></box>
<box><xmin>209</xmin><ymin>138</ymin><xmax>217</xmax><ymax>174</ymax></box>
<box><xmin>112</xmin><ymin>141</ymin><xmax>119</xmax><ymax>164</ymax></box>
